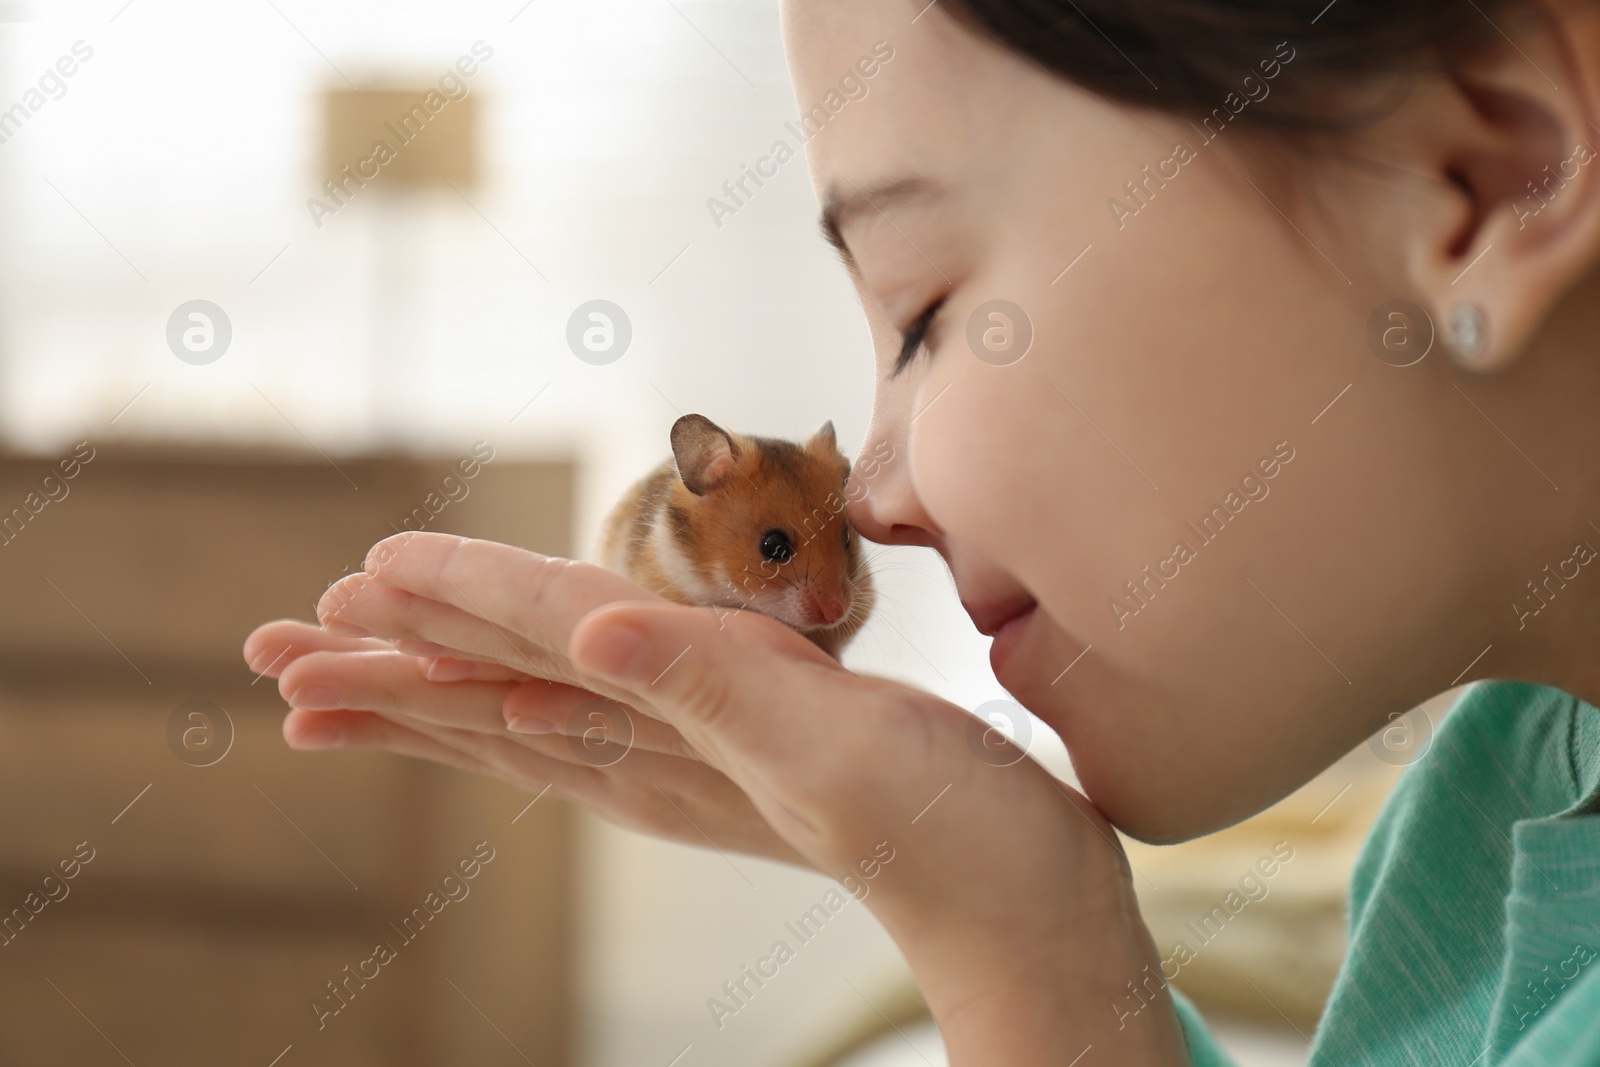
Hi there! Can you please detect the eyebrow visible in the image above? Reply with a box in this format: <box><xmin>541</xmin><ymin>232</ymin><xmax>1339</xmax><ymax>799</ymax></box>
<box><xmin>818</xmin><ymin>176</ymin><xmax>942</xmax><ymax>274</ymax></box>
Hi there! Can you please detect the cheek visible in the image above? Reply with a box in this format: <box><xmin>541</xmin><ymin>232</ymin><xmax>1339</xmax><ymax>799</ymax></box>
<box><xmin>908</xmin><ymin>354</ymin><xmax>1139</xmax><ymax>623</ymax></box>
<box><xmin>905</xmin><ymin>156</ymin><xmax>1415</xmax><ymax>842</ymax></box>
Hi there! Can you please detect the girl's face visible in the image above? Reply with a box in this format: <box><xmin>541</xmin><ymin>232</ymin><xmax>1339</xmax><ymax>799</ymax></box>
<box><xmin>786</xmin><ymin>1</ymin><xmax>1584</xmax><ymax>841</ymax></box>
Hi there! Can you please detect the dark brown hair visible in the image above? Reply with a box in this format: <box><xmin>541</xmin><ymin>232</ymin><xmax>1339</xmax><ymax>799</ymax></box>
<box><xmin>938</xmin><ymin>0</ymin><xmax>1522</xmax><ymax>130</ymax></box>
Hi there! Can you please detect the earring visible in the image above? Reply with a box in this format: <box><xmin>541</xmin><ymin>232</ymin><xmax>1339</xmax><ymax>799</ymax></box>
<box><xmin>1446</xmin><ymin>302</ymin><xmax>1488</xmax><ymax>367</ymax></box>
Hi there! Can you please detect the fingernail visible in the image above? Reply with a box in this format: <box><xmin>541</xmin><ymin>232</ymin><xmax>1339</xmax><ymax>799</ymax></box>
<box><xmin>506</xmin><ymin>716</ymin><xmax>556</xmax><ymax>735</ymax></box>
<box><xmin>397</xmin><ymin>639</ymin><xmax>451</xmax><ymax>658</ymax></box>
<box><xmin>289</xmin><ymin>729</ymin><xmax>343</xmax><ymax>750</ymax></box>
<box><xmin>289</xmin><ymin>687</ymin><xmax>342</xmax><ymax>711</ymax></box>
<box><xmin>325</xmin><ymin>621</ymin><xmax>371</xmax><ymax>638</ymax></box>
<box><xmin>577</xmin><ymin>619</ymin><xmax>650</xmax><ymax>682</ymax></box>
<box><xmin>424</xmin><ymin>658</ymin><xmax>475</xmax><ymax>681</ymax></box>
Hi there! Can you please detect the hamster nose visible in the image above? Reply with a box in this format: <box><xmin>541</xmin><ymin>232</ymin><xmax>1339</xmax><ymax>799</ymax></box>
<box><xmin>804</xmin><ymin>590</ymin><xmax>847</xmax><ymax>626</ymax></box>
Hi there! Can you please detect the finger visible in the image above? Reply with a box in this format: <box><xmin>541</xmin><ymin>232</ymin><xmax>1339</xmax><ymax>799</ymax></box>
<box><xmin>278</xmin><ymin>648</ymin><xmax>697</xmax><ymax>759</ymax></box>
<box><xmin>400</xmin><ymin>642</ymin><xmax>540</xmax><ymax>675</ymax></box>
<box><xmin>317</xmin><ymin>576</ymin><xmax>574</xmax><ymax>683</ymax></box>
<box><xmin>569</xmin><ymin>602</ymin><xmax>995</xmax><ymax>865</ymax></box>
<box><xmin>314</xmin><ymin>571</ymin><xmax>682</xmax><ymax>717</ymax></box>
<box><xmin>243</xmin><ymin>619</ymin><xmax>394</xmax><ymax>677</ymax></box>
<box><xmin>284</xmin><ymin>707</ymin><xmax>604</xmax><ymax>797</ymax></box>
<box><xmin>502</xmin><ymin>680</ymin><xmax>702</xmax><ymax>761</ymax></box>
<box><xmin>279</xmin><ymin>649</ymin><xmax>520</xmax><ymax>735</ymax></box>
<box><xmin>323</xmin><ymin>531</ymin><xmax>664</xmax><ymax>664</ymax></box>
<box><xmin>567</xmin><ymin>600</ymin><xmax>851</xmax><ymax>765</ymax></box>
<box><xmin>283</xmin><ymin>707</ymin><xmax>798</xmax><ymax>863</ymax></box>
<box><xmin>284</xmin><ymin>708</ymin><xmax>501</xmax><ymax>776</ymax></box>
<box><xmin>396</xmin><ymin>640</ymin><xmax>454</xmax><ymax>659</ymax></box>
<box><xmin>421</xmin><ymin>657</ymin><xmax>533</xmax><ymax>683</ymax></box>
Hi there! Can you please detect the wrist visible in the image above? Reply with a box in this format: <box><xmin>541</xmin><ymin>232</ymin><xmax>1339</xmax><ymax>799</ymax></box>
<box><xmin>883</xmin><ymin>892</ymin><xmax>1190</xmax><ymax>1066</ymax></box>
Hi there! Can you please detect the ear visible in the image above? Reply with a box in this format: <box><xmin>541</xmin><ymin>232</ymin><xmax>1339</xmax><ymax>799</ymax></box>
<box><xmin>1392</xmin><ymin>0</ymin><xmax>1600</xmax><ymax>371</ymax></box>
<box><xmin>670</xmin><ymin>414</ymin><xmax>741</xmax><ymax>496</ymax></box>
<box><xmin>808</xmin><ymin>419</ymin><xmax>838</xmax><ymax>454</ymax></box>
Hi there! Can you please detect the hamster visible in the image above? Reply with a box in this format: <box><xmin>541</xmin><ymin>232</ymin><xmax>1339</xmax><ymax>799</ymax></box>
<box><xmin>596</xmin><ymin>413</ymin><xmax>875</xmax><ymax>658</ymax></box>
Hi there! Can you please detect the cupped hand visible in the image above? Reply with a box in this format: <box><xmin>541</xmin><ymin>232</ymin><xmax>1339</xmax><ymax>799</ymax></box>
<box><xmin>244</xmin><ymin>531</ymin><xmax>1184</xmax><ymax>1062</ymax></box>
<box><xmin>242</xmin><ymin>616</ymin><xmax>805</xmax><ymax>866</ymax></box>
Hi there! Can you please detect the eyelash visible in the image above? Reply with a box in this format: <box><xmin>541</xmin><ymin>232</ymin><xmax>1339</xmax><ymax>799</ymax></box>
<box><xmin>893</xmin><ymin>298</ymin><xmax>945</xmax><ymax>376</ymax></box>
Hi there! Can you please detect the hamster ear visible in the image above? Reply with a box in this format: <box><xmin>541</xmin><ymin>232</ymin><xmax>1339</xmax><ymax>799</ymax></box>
<box><xmin>671</xmin><ymin>414</ymin><xmax>741</xmax><ymax>496</ymax></box>
<box><xmin>808</xmin><ymin>420</ymin><xmax>837</xmax><ymax>453</ymax></box>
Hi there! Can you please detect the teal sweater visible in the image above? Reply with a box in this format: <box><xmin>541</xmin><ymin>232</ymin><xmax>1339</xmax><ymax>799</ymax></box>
<box><xmin>1172</xmin><ymin>680</ymin><xmax>1600</xmax><ymax>1064</ymax></box>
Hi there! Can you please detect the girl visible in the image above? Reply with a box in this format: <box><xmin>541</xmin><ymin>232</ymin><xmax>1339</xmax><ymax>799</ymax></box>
<box><xmin>245</xmin><ymin>0</ymin><xmax>1600</xmax><ymax>1061</ymax></box>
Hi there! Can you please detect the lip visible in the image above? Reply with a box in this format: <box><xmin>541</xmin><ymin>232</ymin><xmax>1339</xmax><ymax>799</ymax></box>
<box><xmin>963</xmin><ymin>595</ymin><xmax>1037</xmax><ymax>638</ymax></box>
<box><xmin>986</xmin><ymin>602</ymin><xmax>1038</xmax><ymax>679</ymax></box>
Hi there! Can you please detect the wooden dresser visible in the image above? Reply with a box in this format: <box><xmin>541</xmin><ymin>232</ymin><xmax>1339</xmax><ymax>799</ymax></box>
<box><xmin>0</xmin><ymin>444</ymin><xmax>578</xmax><ymax>1066</ymax></box>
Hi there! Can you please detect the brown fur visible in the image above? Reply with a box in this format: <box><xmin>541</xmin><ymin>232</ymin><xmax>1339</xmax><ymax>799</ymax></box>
<box><xmin>596</xmin><ymin>415</ymin><xmax>875</xmax><ymax>658</ymax></box>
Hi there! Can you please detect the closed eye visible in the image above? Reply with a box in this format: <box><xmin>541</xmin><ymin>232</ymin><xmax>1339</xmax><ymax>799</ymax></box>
<box><xmin>892</xmin><ymin>298</ymin><xmax>945</xmax><ymax>378</ymax></box>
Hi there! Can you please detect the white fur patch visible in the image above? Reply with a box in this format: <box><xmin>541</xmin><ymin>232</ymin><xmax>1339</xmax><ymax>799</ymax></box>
<box><xmin>650</xmin><ymin>518</ymin><xmax>724</xmax><ymax>605</ymax></box>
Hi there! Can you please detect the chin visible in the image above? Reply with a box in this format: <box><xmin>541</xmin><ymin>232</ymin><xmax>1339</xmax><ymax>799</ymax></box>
<box><xmin>1074</xmin><ymin>771</ymin><xmax>1189</xmax><ymax>845</ymax></box>
<box><xmin>1103</xmin><ymin>800</ymin><xmax>1223</xmax><ymax>846</ymax></box>
<box><xmin>1006</xmin><ymin>621</ymin><xmax>1283</xmax><ymax>845</ymax></box>
<box><xmin>1071</xmin><ymin>743</ymin><xmax>1297</xmax><ymax>846</ymax></box>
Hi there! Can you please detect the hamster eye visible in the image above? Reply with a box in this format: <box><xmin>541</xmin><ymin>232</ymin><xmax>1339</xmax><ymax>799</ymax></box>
<box><xmin>760</xmin><ymin>529</ymin><xmax>794</xmax><ymax>563</ymax></box>
<box><xmin>841</xmin><ymin>523</ymin><xmax>850</xmax><ymax>549</ymax></box>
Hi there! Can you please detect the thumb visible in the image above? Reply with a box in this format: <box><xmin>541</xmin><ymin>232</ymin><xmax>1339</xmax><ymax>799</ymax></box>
<box><xmin>568</xmin><ymin>600</ymin><xmax>824</xmax><ymax>754</ymax></box>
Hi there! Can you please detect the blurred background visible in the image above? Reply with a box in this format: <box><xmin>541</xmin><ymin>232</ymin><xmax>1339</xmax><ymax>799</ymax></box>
<box><xmin>0</xmin><ymin>1</ymin><xmax>1431</xmax><ymax>1063</ymax></box>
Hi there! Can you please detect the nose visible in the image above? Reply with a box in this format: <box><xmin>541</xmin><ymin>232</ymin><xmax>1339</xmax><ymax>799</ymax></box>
<box><xmin>844</xmin><ymin>435</ymin><xmax>941</xmax><ymax>551</ymax></box>
<box><xmin>804</xmin><ymin>588</ymin><xmax>847</xmax><ymax>627</ymax></box>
